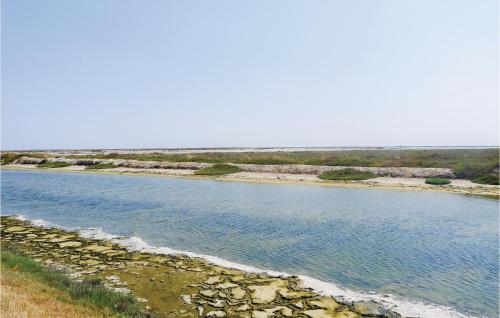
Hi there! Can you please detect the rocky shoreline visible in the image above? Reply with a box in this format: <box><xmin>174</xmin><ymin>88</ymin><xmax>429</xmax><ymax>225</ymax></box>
<box><xmin>1</xmin><ymin>216</ymin><xmax>401</xmax><ymax>318</ymax></box>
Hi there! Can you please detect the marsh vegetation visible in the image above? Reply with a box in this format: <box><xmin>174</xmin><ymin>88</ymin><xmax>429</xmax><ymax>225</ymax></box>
<box><xmin>63</xmin><ymin>149</ymin><xmax>499</xmax><ymax>184</ymax></box>
<box><xmin>85</xmin><ymin>163</ymin><xmax>117</xmax><ymax>170</ymax></box>
<box><xmin>318</xmin><ymin>168</ymin><xmax>376</xmax><ymax>180</ymax></box>
<box><xmin>194</xmin><ymin>163</ymin><xmax>241</xmax><ymax>176</ymax></box>
<box><xmin>425</xmin><ymin>178</ymin><xmax>451</xmax><ymax>185</ymax></box>
<box><xmin>3</xmin><ymin>148</ymin><xmax>499</xmax><ymax>184</ymax></box>
<box><xmin>37</xmin><ymin>162</ymin><xmax>72</xmax><ymax>168</ymax></box>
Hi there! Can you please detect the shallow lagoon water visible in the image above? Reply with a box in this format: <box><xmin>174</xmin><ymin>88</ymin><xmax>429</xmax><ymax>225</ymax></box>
<box><xmin>1</xmin><ymin>170</ymin><xmax>498</xmax><ymax>317</ymax></box>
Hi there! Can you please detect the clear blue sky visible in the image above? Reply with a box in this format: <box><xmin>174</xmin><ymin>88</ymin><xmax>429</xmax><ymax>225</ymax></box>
<box><xmin>2</xmin><ymin>0</ymin><xmax>498</xmax><ymax>150</ymax></box>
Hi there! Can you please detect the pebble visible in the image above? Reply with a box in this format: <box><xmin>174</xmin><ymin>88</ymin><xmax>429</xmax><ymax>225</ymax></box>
<box><xmin>180</xmin><ymin>294</ymin><xmax>192</xmax><ymax>304</ymax></box>
<box><xmin>293</xmin><ymin>301</ymin><xmax>303</xmax><ymax>309</ymax></box>
<box><xmin>205</xmin><ymin>276</ymin><xmax>221</xmax><ymax>284</ymax></box>
<box><xmin>230</xmin><ymin>287</ymin><xmax>247</xmax><ymax>300</ymax></box>
<box><xmin>200</xmin><ymin>290</ymin><xmax>218</xmax><ymax>297</ymax></box>
<box><xmin>236</xmin><ymin>304</ymin><xmax>250</xmax><ymax>312</ymax></box>
<box><xmin>207</xmin><ymin>299</ymin><xmax>225</xmax><ymax>308</ymax></box>
<box><xmin>205</xmin><ymin>310</ymin><xmax>226</xmax><ymax>317</ymax></box>
<box><xmin>216</xmin><ymin>282</ymin><xmax>238</xmax><ymax>289</ymax></box>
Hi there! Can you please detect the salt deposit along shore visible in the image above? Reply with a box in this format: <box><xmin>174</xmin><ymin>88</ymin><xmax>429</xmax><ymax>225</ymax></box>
<box><xmin>2</xmin><ymin>162</ymin><xmax>499</xmax><ymax>198</ymax></box>
<box><xmin>1</xmin><ymin>216</ymin><xmax>401</xmax><ymax>318</ymax></box>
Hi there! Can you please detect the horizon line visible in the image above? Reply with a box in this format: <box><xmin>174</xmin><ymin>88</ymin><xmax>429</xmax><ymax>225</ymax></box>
<box><xmin>2</xmin><ymin>145</ymin><xmax>499</xmax><ymax>152</ymax></box>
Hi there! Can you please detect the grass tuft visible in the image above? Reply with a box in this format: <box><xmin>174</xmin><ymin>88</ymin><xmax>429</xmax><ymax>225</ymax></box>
<box><xmin>425</xmin><ymin>178</ymin><xmax>451</xmax><ymax>185</ymax></box>
<box><xmin>1</xmin><ymin>251</ymin><xmax>148</xmax><ymax>317</ymax></box>
<box><xmin>471</xmin><ymin>174</ymin><xmax>499</xmax><ymax>185</ymax></box>
<box><xmin>318</xmin><ymin>168</ymin><xmax>376</xmax><ymax>180</ymax></box>
<box><xmin>37</xmin><ymin>162</ymin><xmax>72</xmax><ymax>168</ymax></box>
<box><xmin>194</xmin><ymin>163</ymin><xmax>241</xmax><ymax>176</ymax></box>
<box><xmin>85</xmin><ymin>163</ymin><xmax>117</xmax><ymax>170</ymax></box>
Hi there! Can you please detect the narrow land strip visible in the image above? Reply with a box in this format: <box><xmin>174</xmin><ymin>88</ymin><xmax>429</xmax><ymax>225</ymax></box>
<box><xmin>3</xmin><ymin>164</ymin><xmax>499</xmax><ymax>198</ymax></box>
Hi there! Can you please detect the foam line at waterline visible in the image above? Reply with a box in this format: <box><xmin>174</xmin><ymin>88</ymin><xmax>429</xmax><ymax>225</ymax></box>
<box><xmin>12</xmin><ymin>214</ymin><xmax>476</xmax><ymax>318</ymax></box>
<box><xmin>298</xmin><ymin>275</ymin><xmax>474</xmax><ymax>318</ymax></box>
<box><xmin>15</xmin><ymin>214</ymin><xmax>70</xmax><ymax>229</ymax></box>
<box><xmin>77</xmin><ymin>227</ymin><xmax>285</xmax><ymax>276</ymax></box>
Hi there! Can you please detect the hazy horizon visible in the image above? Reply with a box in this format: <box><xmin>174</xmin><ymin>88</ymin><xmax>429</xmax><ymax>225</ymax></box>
<box><xmin>2</xmin><ymin>0</ymin><xmax>499</xmax><ymax>150</ymax></box>
<box><xmin>4</xmin><ymin>145</ymin><xmax>499</xmax><ymax>152</ymax></box>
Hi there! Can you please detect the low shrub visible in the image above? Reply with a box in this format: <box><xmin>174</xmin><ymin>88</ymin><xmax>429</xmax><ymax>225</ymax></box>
<box><xmin>318</xmin><ymin>168</ymin><xmax>376</xmax><ymax>180</ymax></box>
<box><xmin>194</xmin><ymin>164</ymin><xmax>241</xmax><ymax>176</ymax></box>
<box><xmin>1</xmin><ymin>153</ymin><xmax>24</xmax><ymax>165</ymax></box>
<box><xmin>425</xmin><ymin>178</ymin><xmax>451</xmax><ymax>185</ymax></box>
<box><xmin>452</xmin><ymin>161</ymin><xmax>499</xmax><ymax>185</ymax></box>
<box><xmin>1</xmin><ymin>152</ymin><xmax>46</xmax><ymax>165</ymax></box>
<box><xmin>37</xmin><ymin>162</ymin><xmax>72</xmax><ymax>168</ymax></box>
<box><xmin>85</xmin><ymin>163</ymin><xmax>117</xmax><ymax>170</ymax></box>
<box><xmin>471</xmin><ymin>173</ymin><xmax>499</xmax><ymax>185</ymax></box>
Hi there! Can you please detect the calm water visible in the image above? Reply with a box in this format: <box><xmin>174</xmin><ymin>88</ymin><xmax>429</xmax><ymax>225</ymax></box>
<box><xmin>1</xmin><ymin>170</ymin><xmax>498</xmax><ymax>317</ymax></box>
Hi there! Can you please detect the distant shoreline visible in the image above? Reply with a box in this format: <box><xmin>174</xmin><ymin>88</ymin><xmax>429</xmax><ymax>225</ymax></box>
<box><xmin>3</xmin><ymin>164</ymin><xmax>498</xmax><ymax>198</ymax></box>
<box><xmin>4</xmin><ymin>146</ymin><xmax>499</xmax><ymax>157</ymax></box>
<box><xmin>4</xmin><ymin>148</ymin><xmax>499</xmax><ymax>187</ymax></box>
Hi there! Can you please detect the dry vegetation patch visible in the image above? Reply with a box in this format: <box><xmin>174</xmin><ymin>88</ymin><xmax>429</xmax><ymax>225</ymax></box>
<box><xmin>1</xmin><ymin>265</ymin><xmax>113</xmax><ymax>318</ymax></box>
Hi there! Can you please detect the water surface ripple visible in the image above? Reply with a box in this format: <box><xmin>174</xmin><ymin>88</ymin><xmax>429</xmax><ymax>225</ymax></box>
<box><xmin>1</xmin><ymin>170</ymin><xmax>498</xmax><ymax>317</ymax></box>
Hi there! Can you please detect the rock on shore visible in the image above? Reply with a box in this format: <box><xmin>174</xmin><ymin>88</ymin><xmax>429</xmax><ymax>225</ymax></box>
<box><xmin>1</xmin><ymin>216</ymin><xmax>401</xmax><ymax>318</ymax></box>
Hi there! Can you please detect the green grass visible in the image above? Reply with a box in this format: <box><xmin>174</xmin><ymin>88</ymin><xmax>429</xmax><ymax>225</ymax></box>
<box><xmin>85</xmin><ymin>163</ymin><xmax>117</xmax><ymax>170</ymax></box>
<box><xmin>425</xmin><ymin>178</ymin><xmax>451</xmax><ymax>185</ymax></box>
<box><xmin>37</xmin><ymin>162</ymin><xmax>72</xmax><ymax>168</ymax></box>
<box><xmin>451</xmin><ymin>159</ymin><xmax>499</xmax><ymax>184</ymax></box>
<box><xmin>194</xmin><ymin>163</ymin><xmax>241</xmax><ymax>176</ymax></box>
<box><xmin>1</xmin><ymin>251</ymin><xmax>148</xmax><ymax>317</ymax></box>
<box><xmin>318</xmin><ymin>168</ymin><xmax>376</xmax><ymax>180</ymax></box>
<box><xmin>472</xmin><ymin>174</ymin><xmax>499</xmax><ymax>185</ymax></box>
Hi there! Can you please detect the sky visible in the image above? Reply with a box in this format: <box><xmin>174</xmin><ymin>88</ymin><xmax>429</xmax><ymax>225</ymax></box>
<box><xmin>1</xmin><ymin>0</ymin><xmax>498</xmax><ymax>150</ymax></box>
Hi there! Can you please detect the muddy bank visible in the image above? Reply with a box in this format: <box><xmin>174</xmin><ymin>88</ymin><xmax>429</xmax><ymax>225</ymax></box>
<box><xmin>1</xmin><ymin>216</ymin><xmax>399</xmax><ymax>318</ymax></box>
